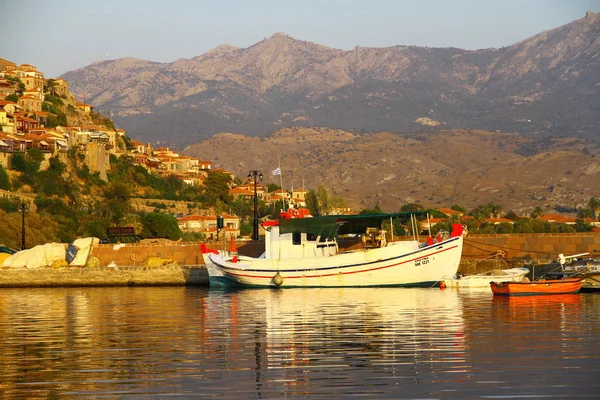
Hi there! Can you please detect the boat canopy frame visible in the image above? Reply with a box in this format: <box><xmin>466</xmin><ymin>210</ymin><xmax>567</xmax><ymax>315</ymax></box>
<box><xmin>277</xmin><ymin>212</ymin><xmax>427</xmax><ymax>240</ymax></box>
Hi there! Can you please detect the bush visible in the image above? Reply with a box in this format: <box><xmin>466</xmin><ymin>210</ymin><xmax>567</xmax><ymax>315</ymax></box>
<box><xmin>140</xmin><ymin>212</ymin><xmax>181</xmax><ymax>240</ymax></box>
<box><xmin>0</xmin><ymin>196</ymin><xmax>21</xmax><ymax>213</ymax></box>
<box><xmin>0</xmin><ymin>164</ymin><xmax>10</xmax><ymax>190</ymax></box>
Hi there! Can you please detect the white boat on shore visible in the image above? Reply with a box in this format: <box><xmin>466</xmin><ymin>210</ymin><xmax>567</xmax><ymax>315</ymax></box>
<box><xmin>202</xmin><ymin>211</ymin><xmax>465</xmax><ymax>288</ymax></box>
<box><xmin>443</xmin><ymin>267</ymin><xmax>530</xmax><ymax>289</ymax></box>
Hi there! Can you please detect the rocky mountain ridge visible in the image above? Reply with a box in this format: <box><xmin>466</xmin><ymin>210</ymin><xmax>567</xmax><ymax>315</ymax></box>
<box><xmin>62</xmin><ymin>12</ymin><xmax>600</xmax><ymax>147</ymax></box>
<box><xmin>183</xmin><ymin>127</ymin><xmax>600</xmax><ymax>214</ymax></box>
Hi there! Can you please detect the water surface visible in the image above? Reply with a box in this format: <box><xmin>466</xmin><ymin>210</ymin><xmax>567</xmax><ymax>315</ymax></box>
<box><xmin>0</xmin><ymin>286</ymin><xmax>597</xmax><ymax>399</ymax></box>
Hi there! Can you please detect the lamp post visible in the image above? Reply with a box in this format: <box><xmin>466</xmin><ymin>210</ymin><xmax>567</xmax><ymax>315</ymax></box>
<box><xmin>247</xmin><ymin>170</ymin><xmax>263</xmax><ymax>240</ymax></box>
<box><xmin>19</xmin><ymin>202</ymin><xmax>28</xmax><ymax>250</ymax></box>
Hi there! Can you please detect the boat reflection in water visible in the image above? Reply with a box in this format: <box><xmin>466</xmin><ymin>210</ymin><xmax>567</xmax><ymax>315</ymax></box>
<box><xmin>205</xmin><ymin>287</ymin><xmax>469</xmax><ymax>392</ymax></box>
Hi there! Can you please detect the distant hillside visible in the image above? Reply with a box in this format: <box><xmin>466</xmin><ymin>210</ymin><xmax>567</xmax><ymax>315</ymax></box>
<box><xmin>62</xmin><ymin>12</ymin><xmax>600</xmax><ymax>147</ymax></box>
<box><xmin>183</xmin><ymin>127</ymin><xmax>600</xmax><ymax>214</ymax></box>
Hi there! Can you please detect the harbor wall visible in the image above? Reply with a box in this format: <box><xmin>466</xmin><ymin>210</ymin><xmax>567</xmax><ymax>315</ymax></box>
<box><xmin>459</xmin><ymin>232</ymin><xmax>600</xmax><ymax>276</ymax></box>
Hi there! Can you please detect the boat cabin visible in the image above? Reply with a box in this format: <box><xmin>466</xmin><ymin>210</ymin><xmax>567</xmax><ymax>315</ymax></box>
<box><xmin>263</xmin><ymin>222</ymin><xmax>338</xmax><ymax>259</ymax></box>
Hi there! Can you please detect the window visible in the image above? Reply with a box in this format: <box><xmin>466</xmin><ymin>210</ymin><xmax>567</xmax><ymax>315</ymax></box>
<box><xmin>292</xmin><ymin>232</ymin><xmax>301</xmax><ymax>245</ymax></box>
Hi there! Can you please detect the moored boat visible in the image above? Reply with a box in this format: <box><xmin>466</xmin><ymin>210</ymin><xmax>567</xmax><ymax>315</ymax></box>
<box><xmin>444</xmin><ymin>267</ymin><xmax>530</xmax><ymax>289</ymax></box>
<box><xmin>204</xmin><ymin>210</ymin><xmax>466</xmax><ymax>288</ymax></box>
<box><xmin>549</xmin><ymin>252</ymin><xmax>600</xmax><ymax>292</ymax></box>
<box><xmin>490</xmin><ymin>277</ymin><xmax>583</xmax><ymax>296</ymax></box>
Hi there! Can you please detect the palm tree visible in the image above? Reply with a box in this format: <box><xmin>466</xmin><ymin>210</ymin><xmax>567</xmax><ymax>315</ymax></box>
<box><xmin>588</xmin><ymin>197</ymin><xmax>600</xmax><ymax>219</ymax></box>
<box><xmin>488</xmin><ymin>202</ymin><xmax>503</xmax><ymax>218</ymax></box>
<box><xmin>530</xmin><ymin>206</ymin><xmax>543</xmax><ymax>219</ymax></box>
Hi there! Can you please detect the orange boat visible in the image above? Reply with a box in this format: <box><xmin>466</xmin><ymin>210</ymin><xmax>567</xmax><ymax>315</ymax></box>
<box><xmin>490</xmin><ymin>277</ymin><xmax>583</xmax><ymax>296</ymax></box>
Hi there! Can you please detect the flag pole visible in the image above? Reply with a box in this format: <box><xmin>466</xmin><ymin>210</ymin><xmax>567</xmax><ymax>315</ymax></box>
<box><xmin>278</xmin><ymin>154</ymin><xmax>285</xmax><ymax>210</ymax></box>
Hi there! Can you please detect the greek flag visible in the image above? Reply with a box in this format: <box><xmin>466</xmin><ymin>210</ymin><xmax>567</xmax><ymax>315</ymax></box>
<box><xmin>272</xmin><ymin>167</ymin><xmax>281</xmax><ymax>176</ymax></box>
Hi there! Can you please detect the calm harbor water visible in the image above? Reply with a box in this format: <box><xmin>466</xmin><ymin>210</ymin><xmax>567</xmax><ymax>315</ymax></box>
<box><xmin>0</xmin><ymin>286</ymin><xmax>598</xmax><ymax>399</ymax></box>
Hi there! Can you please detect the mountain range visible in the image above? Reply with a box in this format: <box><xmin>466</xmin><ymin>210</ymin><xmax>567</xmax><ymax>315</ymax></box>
<box><xmin>60</xmin><ymin>12</ymin><xmax>600</xmax><ymax>213</ymax></box>
<box><xmin>62</xmin><ymin>12</ymin><xmax>600</xmax><ymax>148</ymax></box>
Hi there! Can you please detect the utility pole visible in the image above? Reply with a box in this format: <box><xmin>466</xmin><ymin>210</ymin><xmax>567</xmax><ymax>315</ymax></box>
<box><xmin>19</xmin><ymin>202</ymin><xmax>28</xmax><ymax>250</ymax></box>
<box><xmin>247</xmin><ymin>170</ymin><xmax>263</xmax><ymax>240</ymax></box>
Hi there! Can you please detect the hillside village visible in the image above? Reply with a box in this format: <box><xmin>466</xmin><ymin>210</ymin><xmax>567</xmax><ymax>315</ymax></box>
<box><xmin>0</xmin><ymin>58</ymin><xmax>319</xmax><ymax>240</ymax></box>
<box><xmin>1</xmin><ymin>58</ymin><xmax>599</xmax><ymax>244</ymax></box>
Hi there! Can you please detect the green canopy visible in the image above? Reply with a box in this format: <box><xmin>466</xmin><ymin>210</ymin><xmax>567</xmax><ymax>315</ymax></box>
<box><xmin>278</xmin><ymin>212</ymin><xmax>425</xmax><ymax>239</ymax></box>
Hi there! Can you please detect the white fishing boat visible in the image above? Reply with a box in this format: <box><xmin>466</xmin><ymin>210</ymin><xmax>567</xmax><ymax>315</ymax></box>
<box><xmin>443</xmin><ymin>267</ymin><xmax>530</xmax><ymax>289</ymax></box>
<box><xmin>202</xmin><ymin>211</ymin><xmax>465</xmax><ymax>288</ymax></box>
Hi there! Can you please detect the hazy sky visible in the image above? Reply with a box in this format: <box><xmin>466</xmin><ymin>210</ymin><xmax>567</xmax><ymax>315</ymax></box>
<box><xmin>2</xmin><ymin>0</ymin><xmax>598</xmax><ymax>78</ymax></box>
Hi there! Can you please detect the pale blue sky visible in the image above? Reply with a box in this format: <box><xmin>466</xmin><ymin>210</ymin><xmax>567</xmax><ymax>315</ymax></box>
<box><xmin>2</xmin><ymin>0</ymin><xmax>598</xmax><ymax>78</ymax></box>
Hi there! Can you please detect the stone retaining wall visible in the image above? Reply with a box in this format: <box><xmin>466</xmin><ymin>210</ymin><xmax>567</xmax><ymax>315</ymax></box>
<box><xmin>91</xmin><ymin>242</ymin><xmax>204</xmax><ymax>266</ymax></box>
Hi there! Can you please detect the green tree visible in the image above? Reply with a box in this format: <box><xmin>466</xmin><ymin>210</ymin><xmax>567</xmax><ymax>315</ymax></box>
<box><xmin>0</xmin><ymin>164</ymin><xmax>10</xmax><ymax>190</ymax></box>
<box><xmin>400</xmin><ymin>203</ymin><xmax>424</xmax><ymax>213</ymax></box>
<box><xmin>45</xmin><ymin>112</ymin><xmax>68</xmax><ymax>128</ymax></box>
<box><xmin>0</xmin><ymin>196</ymin><xmax>20</xmax><ymax>212</ymax></box>
<box><xmin>267</xmin><ymin>183</ymin><xmax>281</xmax><ymax>192</ymax></box>
<box><xmin>239</xmin><ymin>221</ymin><xmax>253</xmax><ymax>236</ymax></box>
<box><xmin>530</xmin><ymin>206</ymin><xmax>543</xmax><ymax>219</ymax></box>
<box><xmin>329</xmin><ymin>192</ymin><xmax>347</xmax><ymax>213</ymax></box>
<box><xmin>141</xmin><ymin>212</ymin><xmax>182</xmax><ymax>240</ymax></box>
<box><xmin>514</xmin><ymin>219</ymin><xmax>534</xmax><ymax>233</ymax></box>
<box><xmin>5</xmin><ymin>76</ymin><xmax>25</xmax><ymax>95</ymax></box>
<box><xmin>470</xmin><ymin>204</ymin><xmax>491</xmax><ymax>219</ymax></box>
<box><xmin>316</xmin><ymin>185</ymin><xmax>330</xmax><ymax>215</ymax></box>
<box><xmin>102</xmin><ymin>182</ymin><xmax>131</xmax><ymax>225</ymax></box>
<box><xmin>587</xmin><ymin>197</ymin><xmax>600</xmax><ymax>219</ymax></box>
<box><xmin>44</xmin><ymin>78</ymin><xmax>56</xmax><ymax>94</ymax></box>
<box><xmin>37</xmin><ymin>156</ymin><xmax>74</xmax><ymax>198</ymax></box>
<box><xmin>12</xmin><ymin>148</ymin><xmax>44</xmax><ymax>187</ymax></box>
<box><xmin>305</xmin><ymin>189</ymin><xmax>319</xmax><ymax>216</ymax></box>
<box><xmin>577</xmin><ymin>207</ymin><xmax>595</xmax><ymax>219</ymax></box>
<box><xmin>450</xmin><ymin>204</ymin><xmax>467</xmax><ymax>214</ymax></box>
<box><xmin>360</xmin><ymin>203</ymin><xmax>383</xmax><ymax>214</ymax></box>
<box><xmin>34</xmin><ymin>196</ymin><xmax>81</xmax><ymax>243</ymax></box>
<box><xmin>6</xmin><ymin>93</ymin><xmax>18</xmax><ymax>102</ymax></box>
<box><xmin>573</xmin><ymin>219</ymin><xmax>593</xmax><ymax>232</ymax></box>
<box><xmin>230</xmin><ymin>196</ymin><xmax>253</xmax><ymax>221</ymax></box>
<box><xmin>503</xmin><ymin>210</ymin><xmax>520</xmax><ymax>221</ymax></box>
<box><xmin>104</xmin><ymin>181</ymin><xmax>131</xmax><ymax>203</ymax></box>
<box><xmin>202</xmin><ymin>171</ymin><xmax>232</xmax><ymax>206</ymax></box>
<box><xmin>425</xmin><ymin>208</ymin><xmax>447</xmax><ymax>218</ymax></box>
<box><xmin>488</xmin><ymin>202</ymin><xmax>503</xmax><ymax>218</ymax></box>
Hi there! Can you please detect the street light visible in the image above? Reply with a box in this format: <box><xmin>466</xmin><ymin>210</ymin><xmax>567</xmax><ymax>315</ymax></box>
<box><xmin>19</xmin><ymin>202</ymin><xmax>28</xmax><ymax>250</ymax></box>
<box><xmin>247</xmin><ymin>170</ymin><xmax>263</xmax><ymax>240</ymax></box>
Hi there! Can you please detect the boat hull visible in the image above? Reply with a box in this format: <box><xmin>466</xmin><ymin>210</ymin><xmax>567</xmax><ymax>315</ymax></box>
<box><xmin>490</xmin><ymin>278</ymin><xmax>582</xmax><ymax>296</ymax></box>
<box><xmin>208</xmin><ymin>236</ymin><xmax>463</xmax><ymax>288</ymax></box>
<box><xmin>580</xmin><ymin>272</ymin><xmax>600</xmax><ymax>291</ymax></box>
